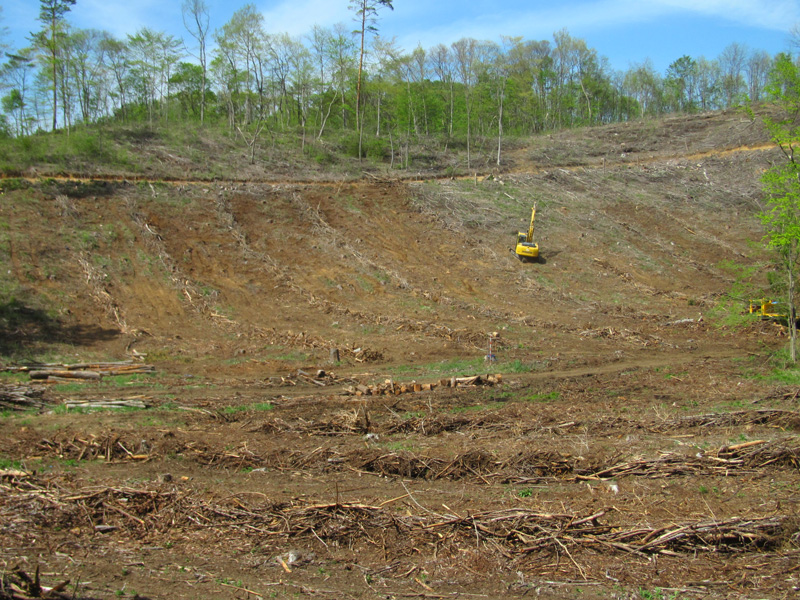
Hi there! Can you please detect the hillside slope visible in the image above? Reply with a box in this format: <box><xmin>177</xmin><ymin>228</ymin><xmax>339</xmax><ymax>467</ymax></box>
<box><xmin>0</xmin><ymin>109</ymin><xmax>779</xmax><ymax>377</ymax></box>
<box><xmin>4</xmin><ymin>110</ymin><xmax>800</xmax><ymax>600</ymax></box>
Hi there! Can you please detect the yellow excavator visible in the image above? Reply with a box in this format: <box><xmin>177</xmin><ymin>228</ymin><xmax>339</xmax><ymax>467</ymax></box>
<box><xmin>749</xmin><ymin>299</ymin><xmax>787</xmax><ymax>320</ymax></box>
<box><xmin>514</xmin><ymin>206</ymin><xmax>539</xmax><ymax>262</ymax></box>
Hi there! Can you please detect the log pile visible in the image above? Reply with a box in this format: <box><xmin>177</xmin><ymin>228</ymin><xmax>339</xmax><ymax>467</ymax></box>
<box><xmin>578</xmin><ymin>326</ymin><xmax>662</xmax><ymax>347</ymax></box>
<box><xmin>38</xmin><ymin>434</ymin><xmax>152</xmax><ymax>461</ymax></box>
<box><xmin>346</xmin><ymin>373</ymin><xmax>502</xmax><ymax>397</ymax></box>
<box><xmin>8</xmin><ymin>361</ymin><xmax>156</xmax><ymax>382</ymax></box>
<box><xmin>268</xmin><ymin>369</ymin><xmax>356</xmax><ymax>388</ymax></box>
<box><xmin>0</xmin><ymin>384</ymin><xmax>48</xmax><ymax>411</ymax></box>
<box><xmin>0</xmin><ymin>565</ymin><xmax>74</xmax><ymax>600</ymax></box>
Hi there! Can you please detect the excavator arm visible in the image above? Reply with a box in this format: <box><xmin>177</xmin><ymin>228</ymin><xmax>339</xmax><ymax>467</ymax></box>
<box><xmin>526</xmin><ymin>206</ymin><xmax>536</xmax><ymax>242</ymax></box>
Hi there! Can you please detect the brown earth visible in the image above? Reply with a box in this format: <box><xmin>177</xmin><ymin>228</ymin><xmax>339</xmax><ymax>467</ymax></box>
<box><xmin>1</xmin><ymin>110</ymin><xmax>799</xmax><ymax>599</ymax></box>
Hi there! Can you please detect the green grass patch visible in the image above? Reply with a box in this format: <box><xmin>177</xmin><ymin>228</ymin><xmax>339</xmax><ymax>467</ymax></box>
<box><xmin>387</xmin><ymin>356</ymin><xmax>543</xmax><ymax>379</ymax></box>
<box><xmin>524</xmin><ymin>391</ymin><xmax>560</xmax><ymax>403</ymax></box>
<box><xmin>222</xmin><ymin>402</ymin><xmax>274</xmax><ymax>414</ymax></box>
<box><xmin>0</xmin><ymin>128</ymin><xmax>131</xmax><ymax>173</ymax></box>
<box><xmin>50</xmin><ymin>382</ymin><xmax>88</xmax><ymax>394</ymax></box>
<box><xmin>451</xmin><ymin>401</ymin><xmax>504</xmax><ymax>413</ymax></box>
<box><xmin>0</xmin><ymin>371</ymin><xmax>28</xmax><ymax>384</ymax></box>
<box><xmin>745</xmin><ymin>347</ymin><xmax>800</xmax><ymax>385</ymax></box>
<box><xmin>49</xmin><ymin>373</ymin><xmax>161</xmax><ymax>395</ymax></box>
<box><xmin>381</xmin><ymin>440</ymin><xmax>417</xmax><ymax>452</ymax></box>
<box><xmin>0</xmin><ymin>457</ymin><xmax>24</xmax><ymax>470</ymax></box>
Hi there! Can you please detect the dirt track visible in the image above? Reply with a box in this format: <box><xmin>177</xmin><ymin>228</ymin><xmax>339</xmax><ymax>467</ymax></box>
<box><xmin>1</xmin><ymin>111</ymin><xmax>799</xmax><ymax>599</ymax></box>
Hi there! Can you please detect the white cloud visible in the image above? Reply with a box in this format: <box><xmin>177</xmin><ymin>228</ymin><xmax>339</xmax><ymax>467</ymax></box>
<box><xmin>655</xmin><ymin>0</ymin><xmax>800</xmax><ymax>30</ymax></box>
<box><xmin>391</xmin><ymin>0</ymin><xmax>797</xmax><ymax>52</ymax></box>
<box><xmin>258</xmin><ymin>0</ymin><xmax>352</xmax><ymax>37</ymax></box>
<box><xmin>71</xmin><ymin>0</ymin><xmax>176</xmax><ymax>38</ymax></box>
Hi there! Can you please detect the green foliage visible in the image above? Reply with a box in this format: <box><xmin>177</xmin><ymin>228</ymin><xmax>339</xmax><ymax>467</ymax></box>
<box><xmin>0</xmin><ymin>10</ymin><xmax>766</xmax><ymax>174</ymax></box>
<box><xmin>0</xmin><ymin>178</ymin><xmax>30</xmax><ymax>192</ymax></box>
<box><xmin>222</xmin><ymin>402</ymin><xmax>274</xmax><ymax>414</ymax></box>
<box><xmin>0</xmin><ymin>129</ymin><xmax>130</xmax><ymax>172</ymax></box>
<box><xmin>706</xmin><ymin>260</ymin><xmax>768</xmax><ymax>330</ymax></box>
<box><xmin>0</xmin><ymin>457</ymin><xmax>24</xmax><ymax>470</ymax></box>
<box><xmin>758</xmin><ymin>53</ymin><xmax>800</xmax><ymax>361</ymax></box>
<box><xmin>503</xmin><ymin>359</ymin><xmax>542</xmax><ymax>373</ymax></box>
<box><xmin>0</xmin><ymin>372</ymin><xmax>28</xmax><ymax>386</ymax></box>
<box><xmin>638</xmin><ymin>587</ymin><xmax>683</xmax><ymax>600</ymax></box>
<box><xmin>524</xmin><ymin>391</ymin><xmax>560</xmax><ymax>402</ymax></box>
<box><xmin>750</xmin><ymin>347</ymin><xmax>800</xmax><ymax>384</ymax></box>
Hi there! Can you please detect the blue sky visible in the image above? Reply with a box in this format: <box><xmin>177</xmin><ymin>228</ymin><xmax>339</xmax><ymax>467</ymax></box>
<box><xmin>3</xmin><ymin>0</ymin><xmax>798</xmax><ymax>74</ymax></box>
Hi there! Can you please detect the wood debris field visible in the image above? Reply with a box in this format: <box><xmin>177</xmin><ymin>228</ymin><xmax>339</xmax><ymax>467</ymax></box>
<box><xmin>1</xmin><ymin>111</ymin><xmax>799</xmax><ymax>599</ymax></box>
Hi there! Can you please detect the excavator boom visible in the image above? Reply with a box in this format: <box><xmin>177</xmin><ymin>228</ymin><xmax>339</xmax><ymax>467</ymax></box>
<box><xmin>526</xmin><ymin>207</ymin><xmax>536</xmax><ymax>241</ymax></box>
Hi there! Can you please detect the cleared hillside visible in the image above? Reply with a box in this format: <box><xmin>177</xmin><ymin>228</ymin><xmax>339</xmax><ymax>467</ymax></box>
<box><xmin>0</xmin><ymin>109</ymin><xmax>776</xmax><ymax>373</ymax></box>
<box><xmin>2</xmin><ymin>110</ymin><xmax>799</xmax><ymax>600</ymax></box>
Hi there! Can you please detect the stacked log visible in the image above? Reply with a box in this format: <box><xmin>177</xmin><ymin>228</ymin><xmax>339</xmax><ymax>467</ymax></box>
<box><xmin>347</xmin><ymin>374</ymin><xmax>502</xmax><ymax>397</ymax></box>
<box><xmin>10</xmin><ymin>361</ymin><xmax>155</xmax><ymax>382</ymax></box>
<box><xmin>0</xmin><ymin>384</ymin><xmax>48</xmax><ymax>411</ymax></box>
<box><xmin>63</xmin><ymin>399</ymin><xmax>150</xmax><ymax>410</ymax></box>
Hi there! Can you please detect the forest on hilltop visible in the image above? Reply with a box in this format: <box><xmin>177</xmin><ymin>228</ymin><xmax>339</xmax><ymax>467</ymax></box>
<box><xmin>0</xmin><ymin>1</ymin><xmax>791</xmax><ymax>168</ymax></box>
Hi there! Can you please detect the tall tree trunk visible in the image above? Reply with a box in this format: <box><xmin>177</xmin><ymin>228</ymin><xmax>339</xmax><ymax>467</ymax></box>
<box><xmin>496</xmin><ymin>88</ymin><xmax>504</xmax><ymax>167</ymax></box>
<box><xmin>356</xmin><ymin>4</ymin><xmax>367</xmax><ymax>161</ymax></box>
<box><xmin>51</xmin><ymin>19</ymin><xmax>58</xmax><ymax>130</ymax></box>
<box><xmin>789</xmin><ymin>263</ymin><xmax>797</xmax><ymax>363</ymax></box>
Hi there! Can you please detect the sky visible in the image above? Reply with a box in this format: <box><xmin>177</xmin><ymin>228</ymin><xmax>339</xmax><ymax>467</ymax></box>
<box><xmin>2</xmin><ymin>0</ymin><xmax>799</xmax><ymax>74</ymax></box>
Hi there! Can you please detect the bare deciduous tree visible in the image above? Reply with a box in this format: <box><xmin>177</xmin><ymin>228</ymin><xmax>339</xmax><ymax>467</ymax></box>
<box><xmin>182</xmin><ymin>0</ymin><xmax>210</xmax><ymax>125</ymax></box>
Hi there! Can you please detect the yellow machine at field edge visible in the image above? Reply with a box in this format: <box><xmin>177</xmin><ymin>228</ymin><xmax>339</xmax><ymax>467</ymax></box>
<box><xmin>749</xmin><ymin>298</ymin><xmax>787</xmax><ymax>320</ymax></box>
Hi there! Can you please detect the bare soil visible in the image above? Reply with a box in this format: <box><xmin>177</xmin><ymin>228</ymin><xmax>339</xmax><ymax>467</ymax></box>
<box><xmin>1</xmin><ymin>110</ymin><xmax>799</xmax><ymax>599</ymax></box>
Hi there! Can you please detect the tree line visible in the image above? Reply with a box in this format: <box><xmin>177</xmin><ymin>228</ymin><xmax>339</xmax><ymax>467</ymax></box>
<box><xmin>0</xmin><ymin>1</ymin><xmax>789</xmax><ymax>164</ymax></box>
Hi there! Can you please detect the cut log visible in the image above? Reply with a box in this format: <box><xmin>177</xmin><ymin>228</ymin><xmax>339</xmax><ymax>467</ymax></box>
<box><xmin>29</xmin><ymin>370</ymin><xmax>101</xmax><ymax>380</ymax></box>
<box><xmin>63</xmin><ymin>400</ymin><xmax>148</xmax><ymax>409</ymax></box>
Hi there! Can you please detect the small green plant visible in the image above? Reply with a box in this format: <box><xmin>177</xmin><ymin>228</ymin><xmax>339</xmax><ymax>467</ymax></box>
<box><xmin>518</xmin><ymin>488</ymin><xmax>533</xmax><ymax>498</ymax></box>
<box><xmin>638</xmin><ymin>587</ymin><xmax>682</xmax><ymax>600</ymax></box>
<box><xmin>382</xmin><ymin>440</ymin><xmax>416</xmax><ymax>452</ymax></box>
<box><xmin>223</xmin><ymin>402</ymin><xmax>273</xmax><ymax>414</ymax></box>
<box><xmin>524</xmin><ymin>391</ymin><xmax>560</xmax><ymax>403</ymax></box>
<box><xmin>502</xmin><ymin>359</ymin><xmax>531</xmax><ymax>373</ymax></box>
<box><xmin>0</xmin><ymin>372</ymin><xmax>28</xmax><ymax>384</ymax></box>
<box><xmin>450</xmin><ymin>402</ymin><xmax>504</xmax><ymax>414</ymax></box>
<box><xmin>0</xmin><ymin>457</ymin><xmax>23</xmax><ymax>470</ymax></box>
<box><xmin>402</xmin><ymin>411</ymin><xmax>425</xmax><ymax>419</ymax></box>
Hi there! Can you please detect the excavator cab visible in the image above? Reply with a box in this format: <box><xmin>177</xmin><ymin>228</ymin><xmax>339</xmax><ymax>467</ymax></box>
<box><xmin>515</xmin><ymin>206</ymin><xmax>539</xmax><ymax>262</ymax></box>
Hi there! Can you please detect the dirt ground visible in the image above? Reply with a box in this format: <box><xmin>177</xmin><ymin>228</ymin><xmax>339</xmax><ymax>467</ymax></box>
<box><xmin>1</xmin><ymin>110</ymin><xmax>799</xmax><ymax>599</ymax></box>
